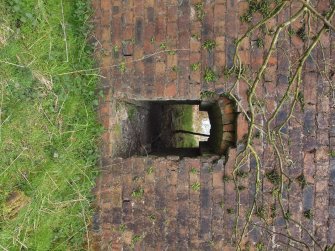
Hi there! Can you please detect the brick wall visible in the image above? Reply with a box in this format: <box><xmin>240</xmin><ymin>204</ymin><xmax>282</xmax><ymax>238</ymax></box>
<box><xmin>93</xmin><ymin>0</ymin><xmax>236</xmax><ymax>101</ymax></box>
<box><xmin>93</xmin><ymin>0</ymin><xmax>335</xmax><ymax>249</ymax></box>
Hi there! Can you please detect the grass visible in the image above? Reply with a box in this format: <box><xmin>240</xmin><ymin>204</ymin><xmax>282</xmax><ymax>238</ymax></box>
<box><xmin>0</xmin><ymin>0</ymin><xmax>101</xmax><ymax>250</ymax></box>
<box><xmin>172</xmin><ymin>105</ymin><xmax>197</xmax><ymax>148</ymax></box>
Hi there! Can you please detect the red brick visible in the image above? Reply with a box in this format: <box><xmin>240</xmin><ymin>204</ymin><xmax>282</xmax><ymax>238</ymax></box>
<box><xmin>236</xmin><ymin>114</ymin><xmax>249</xmax><ymax>142</ymax></box>
<box><xmin>315</xmin><ymin>147</ymin><xmax>329</xmax><ymax>163</ymax></box>
<box><xmin>167</xmin><ymin>6</ymin><xmax>178</xmax><ymax>22</ymax></box>
<box><xmin>213</xmin><ymin>172</ymin><xmax>224</xmax><ymax>188</ymax></box>
<box><xmin>155</xmin><ymin>62</ymin><xmax>166</xmax><ymax>75</ymax></box>
<box><xmin>190</xmin><ymin>70</ymin><xmax>201</xmax><ymax>83</ymax></box>
<box><xmin>214</xmin><ymin>4</ymin><xmax>225</xmax><ymax>21</ymax></box>
<box><xmin>190</xmin><ymin>39</ymin><xmax>201</xmax><ymax>52</ymax></box>
<box><xmin>214</xmin><ymin>20</ymin><xmax>225</xmax><ymax>35</ymax></box>
<box><xmin>223</xmin><ymin>124</ymin><xmax>234</xmax><ymax>132</ymax></box>
<box><xmin>167</xmin><ymin>54</ymin><xmax>177</xmax><ymax>68</ymax></box>
<box><xmin>304</xmin><ymin>152</ymin><xmax>315</xmax><ymax>184</ymax></box>
<box><xmin>122</xmin><ymin>26</ymin><xmax>133</xmax><ymax>40</ymax></box>
<box><xmin>167</xmin><ymin>22</ymin><xmax>178</xmax><ymax>38</ymax></box>
<box><xmin>215</xmin><ymin>36</ymin><xmax>225</xmax><ymax>51</ymax></box>
<box><xmin>101</xmin><ymin>0</ymin><xmax>112</xmax><ymax>10</ymax></box>
<box><xmin>101</xmin><ymin>13</ymin><xmax>110</xmax><ymax>27</ymax></box>
<box><xmin>215</xmin><ymin>51</ymin><xmax>225</xmax><ymax>67</ymax></box>
<box><xmin>316</xmin><ymin>180</ymin><xmax>328</xmax><ymax>193</ymax></box>
<box><xmin>165</xmin><ymin>83</ymin><xmax>177</xmax><ymax>97</ymax></box>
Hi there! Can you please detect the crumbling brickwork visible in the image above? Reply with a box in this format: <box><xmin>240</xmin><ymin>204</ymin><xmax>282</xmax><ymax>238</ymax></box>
<box><xmin>92</xmin><ymin>0</ymin><xmax>335</xmax><ymax>249</ymax></box>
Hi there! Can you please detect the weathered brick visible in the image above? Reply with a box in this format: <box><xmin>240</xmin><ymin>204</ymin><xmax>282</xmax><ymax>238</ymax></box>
<box><xmin>135</xmin><ymin>18</ymin><xmax>144</xmax><ymax>45</ymax></box>
<box><xmin>236</xmin><ymin>113</ymin><xmax>248</xmax><ymax>142</ymax></box>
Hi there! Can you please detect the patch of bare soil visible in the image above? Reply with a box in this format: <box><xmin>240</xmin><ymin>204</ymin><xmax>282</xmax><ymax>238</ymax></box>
<box><xmin>2</xmin><ymin>190</ymin><xmax>30</xmax><ymax>220</ymax></box>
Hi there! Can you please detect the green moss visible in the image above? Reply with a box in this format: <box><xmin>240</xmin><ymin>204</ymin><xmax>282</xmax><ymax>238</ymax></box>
<box><xmin>265</xmin><ymin>169</ymin><xmax>280</xmax><ymax>186</ymax></box>
<box><xmin>191</xmin><ymin>182</ymin><xmax>201</xmax><ymax>191</ymax></box>
<box><xmin>190</xmin><ymin>167</ymin><xmax>198</xmax><ymax>174</ymax></box>
<box><xmin>303</xmin><ymin>209</ymin><xmax>313</xmax><ymax>219</ymax></box>
<box><xmin>296</xmin><ymin>25</ymin><xmax>307</xmax><ymax>41</ymax></box>
<box><xmin>172</xmin><ymin>65</ymin><xmax>180</xmax><ymax>72</ymax></box>
<box><xmin>200</xmin><ymin>90</ymin><xmax>216</xmax><ymax>99</ymax></box>
<box><xmin>226</xmin><ymin>208</ymin><xmax>234</xmax><ymax>214</ymax></box>
<box><xmin>119</xmin><ymin>61</ymin><xmax>126</xmax><ymax>73</ymax></box>
<box><xmin>288</xmin><ymin>27</ymin><xmax>295</xmax><ymax>36</ymax></box>
<box><xmin>284</xmin><ymin>210</ymin><xmax>292</xmax><ymax>220</ymax></box>
<box><xmin>296</xmin><ymin>174</ymin><xmax>307</xmax><ymax>189</ymax></box>
<box><xmin>131</xmin><ymin>235</ymin><xmax>142</xmax><ymax>247</ymax></box>
<box><xmin>149</xmin><ymin>214</ymin><xmax>156</xmax><ymax>222</ymax></box>
<box><xmin>160</xmin><ymin>42</ymin><xmax>167</xmax><ymax>49</ymax></box>
<box><xmin>113</xmin><ymin>123</ymin><xmax>122</xmax><ymax>137</ymax></box>
<box><xmin>204</xmin><ymin>68</ymin><xmax>217</xmax><ymax>82</ymax></box>
<box><xmin>240</xmin><ymin>0</ymin><xmax>283</xmax><ymax>24</ymax></box>
<box><xmin>202</xmin><ymin>40</ymin><xmax>216</xmax><ymax>51</ymax></box>
<box><xmin>146</xmin><ymin>166</ymin><xmax>154</xmax><ymax>175</ymax></box>
<box><xmin>131</xmin><ymin>188</ymin><xmax>144</xmax><ymax>199</ymax></box>
<box><xmin>256</xmin><ymin>38</ymin><xmax>264</xmax><ymax>48</ymax></box>
<box><xmin>194</xmin><ymin>3</ymin><xmax>205</xmax><ymax>21</ymax></box>
<box><xmin>190</xmin><ymin>62</ymin><xmax>201</xmax><ymax>71</ymax></box>
<box><xmin>127</xmin><ymin>104</ymin><xmax>137</xmax><ymax>121</ymax></box>
<box><xmin>255</xmin><ymin>206</ymin><xmax>266</xmax><ymax>219</ymax></box>
<box><xmin>256</xmin><ymin>242</ymin><xmax>265</xmax><ymax>251</ymax></box>
<box><xmin>191</xmin><ymin>33</ymin><xmax>201</xmax><ymax>41</ymax></box>
<box><xmin>119</xmin><ymin>224</ymin><xmax>127</xmax><ymax>233</ymax></box>
<box><xmin>236</xmin><ymin>170</ymin><xmax>248</xmax><ymax>178</ymax></box>
<box><xmin>237</xmin><ymin>185</ymin><xmax>246</xmax><ymax>191</ymax></box>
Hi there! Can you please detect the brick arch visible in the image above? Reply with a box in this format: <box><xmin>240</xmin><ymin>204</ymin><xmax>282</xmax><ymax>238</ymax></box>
<box><xmin>199</xmin><ymin>95</ymin><xmax>236</xmax><ymax>155</ymax></box>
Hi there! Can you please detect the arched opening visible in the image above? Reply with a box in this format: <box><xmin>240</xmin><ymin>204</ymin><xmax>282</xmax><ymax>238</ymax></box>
<box><xmin>112</xmin><ymin>96</ymin><xmax>236</xmax><ymax>158</ymax></box>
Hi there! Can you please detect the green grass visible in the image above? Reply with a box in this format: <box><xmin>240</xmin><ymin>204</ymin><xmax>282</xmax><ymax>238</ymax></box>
<box><xmin>173</xmin><ymin>105</ymin><xmax>197</xmax><ymax>148</ymax></box>
<box><xmin>0</xmin><ymin>0</ymin><xmax>101</xmax><ymax>250</ymax></box>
